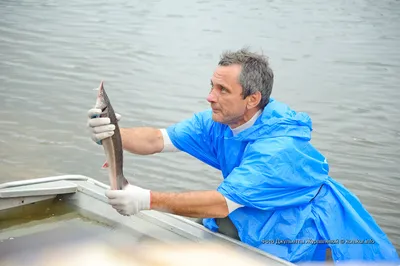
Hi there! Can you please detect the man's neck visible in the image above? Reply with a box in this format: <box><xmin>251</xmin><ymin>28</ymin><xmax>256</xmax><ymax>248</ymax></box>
<box><xmin>229</xmin><ymin>109</ymin><xmax>262</xmax><ymax>136</ymax></box>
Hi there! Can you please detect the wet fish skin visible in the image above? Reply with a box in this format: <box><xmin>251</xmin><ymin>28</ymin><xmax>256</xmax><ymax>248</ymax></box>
<box><xmin>94</xmin><ymin>81</ymin><xmax>128</xmax><ymax>190</ymax></box>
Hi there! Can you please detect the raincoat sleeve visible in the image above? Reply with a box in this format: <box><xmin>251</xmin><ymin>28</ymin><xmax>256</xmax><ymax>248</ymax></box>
<box><xmin>165</xmin><ymin>110</ymin><xmax>220</xmax><ymax>170</ymax></box>
<box><xmin>217</xmin><ymin>137</ymin><xmax>328</xmax><ymax>210</ymax></box>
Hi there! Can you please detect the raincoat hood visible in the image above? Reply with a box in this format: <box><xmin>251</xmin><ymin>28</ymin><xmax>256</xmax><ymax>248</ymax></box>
<box><xmin>230</xmin><ymin>97</ymin><xmax>313</xmax><ymax>141</ymax></box>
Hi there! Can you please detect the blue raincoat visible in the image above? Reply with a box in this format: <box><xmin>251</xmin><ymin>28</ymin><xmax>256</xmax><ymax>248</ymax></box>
<box><xmin>166</xmin><ymin>98</ymin><xmax>399</xmax><ymax>263</ymax></box>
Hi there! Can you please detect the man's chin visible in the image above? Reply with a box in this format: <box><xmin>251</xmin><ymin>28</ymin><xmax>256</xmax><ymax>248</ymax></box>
<box><xmin>211</xmin><ymin>112</ymin><xmax>218</xmax><ymax>120</ymax></box>
<box><xmin>211</xmin><ymin>113</ymin><xmax>224</xmax><ymax>123</ymax></box>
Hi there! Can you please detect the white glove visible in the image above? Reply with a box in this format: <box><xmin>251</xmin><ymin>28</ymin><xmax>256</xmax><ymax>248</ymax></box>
<box><xmin>105</xmin><ymin>184</ymin><xmax>151</xmax><ymax>216</ymax></box>
<box><xmin>87</xmin><ymin>108</ymin><xmax>122</xmax><ymax>144</ymax></box>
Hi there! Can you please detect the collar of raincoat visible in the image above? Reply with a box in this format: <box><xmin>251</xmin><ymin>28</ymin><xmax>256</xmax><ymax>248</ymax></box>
<box><xmin>230</xmin><ymin>110</ymin><xmax>262</xmax><ymax>136</ymax></box>
<box><xmin>225</xmin><ymin>97</ymin><xmax>313</xmax><ymax>141</ymax></box>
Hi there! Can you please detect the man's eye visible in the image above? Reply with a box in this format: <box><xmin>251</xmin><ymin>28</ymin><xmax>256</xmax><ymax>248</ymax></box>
<box><xmin>221</xmin><ymin>87</ymin><xmax>228</xmax><ymax>93</ymax></box>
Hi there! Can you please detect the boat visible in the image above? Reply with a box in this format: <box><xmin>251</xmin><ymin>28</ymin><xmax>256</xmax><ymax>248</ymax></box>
<box><xmin>0</xmin><ymin>174</ymin><xmax>295</xmax><ymax>265</ymax></box>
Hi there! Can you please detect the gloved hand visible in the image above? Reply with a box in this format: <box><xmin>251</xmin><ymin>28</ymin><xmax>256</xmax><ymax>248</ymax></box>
<box><xmin>105</xmin><ymin>184</ymin><xmax>151</xmax><ymax>216</ymax></box>
<box><xmin>87</xmin><ymin>108</ymin><xmax>122</xmax><ymax>144</ymax></box>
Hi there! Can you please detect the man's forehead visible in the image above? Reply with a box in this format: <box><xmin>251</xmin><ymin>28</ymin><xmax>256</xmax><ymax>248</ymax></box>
<box><xmin>211</xmin><ymin>65</ymin><xmax>241</xmax><ymax>84</ymax></box>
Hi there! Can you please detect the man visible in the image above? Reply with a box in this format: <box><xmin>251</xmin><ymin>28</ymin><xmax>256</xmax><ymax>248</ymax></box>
<box><xmin>87</xmin><ymin>48</ymin><xmax>399</xmax><ymax>263</ymax></box>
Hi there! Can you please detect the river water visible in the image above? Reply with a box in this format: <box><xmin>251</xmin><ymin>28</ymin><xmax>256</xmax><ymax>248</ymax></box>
<box><xmin>0</xmin><ymin>0</ymin><xmax>399</xmax><ymax>252</ymax></box>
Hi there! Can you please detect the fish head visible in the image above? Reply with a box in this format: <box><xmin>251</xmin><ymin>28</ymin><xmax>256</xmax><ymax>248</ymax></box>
<box><xmin>94</xmin><ymin>81</ymin><xmax>109</xmax><ymax>113</ymax></box>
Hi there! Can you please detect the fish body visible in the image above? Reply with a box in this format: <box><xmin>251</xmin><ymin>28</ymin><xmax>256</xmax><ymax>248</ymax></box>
<box><xmin>94</xmin><ymin>81</ymin><xmax>128</xmax><ymax>190</ymax></box>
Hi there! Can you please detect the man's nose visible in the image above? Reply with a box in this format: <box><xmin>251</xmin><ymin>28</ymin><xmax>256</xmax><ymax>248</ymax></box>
<box><xmin>207</xmin><ymin>89</ymin><xmax>217</xmax><ymax>103</ymax></box>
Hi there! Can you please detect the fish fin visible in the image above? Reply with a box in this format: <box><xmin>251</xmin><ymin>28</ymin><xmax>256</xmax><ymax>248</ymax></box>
<box><xmin>102</xmin><ymin>161</ymin><xmax>109</xmax><ymax>169</ymax></box>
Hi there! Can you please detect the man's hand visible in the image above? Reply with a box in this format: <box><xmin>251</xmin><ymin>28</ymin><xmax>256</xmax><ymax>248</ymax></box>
<box><xmin>105</xmin><ymin>184</ymin><xmax>151</xmax><ymax>216</ymax></box>
<box><xmin>87</xmin><ymin>108</ymin><xmax>122</xmax><ymax>145</ymax></box>
<box><xmin>105</xmin><ymin>184</ymin><xmax>230</xmax><ymax>218</ymax></box>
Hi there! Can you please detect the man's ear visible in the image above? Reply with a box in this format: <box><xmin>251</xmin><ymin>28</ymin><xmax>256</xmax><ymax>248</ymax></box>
<box><xmin>247</xmin><ymin>91</ymin><xmax>261</xmax><ymax>109</ymax></box>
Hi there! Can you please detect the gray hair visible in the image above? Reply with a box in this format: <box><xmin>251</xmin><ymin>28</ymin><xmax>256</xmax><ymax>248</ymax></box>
<box><xmin>218</xmin><ymin>48</ymin><xmax>274</xmax><ymax>109</ymax></box>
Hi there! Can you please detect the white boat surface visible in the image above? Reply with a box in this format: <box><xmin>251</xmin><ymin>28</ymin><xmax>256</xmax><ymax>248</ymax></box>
<box><xmin>0</xmin><ymin>174</ymin><xmax>295</xmax><ymax>266</ymax></box>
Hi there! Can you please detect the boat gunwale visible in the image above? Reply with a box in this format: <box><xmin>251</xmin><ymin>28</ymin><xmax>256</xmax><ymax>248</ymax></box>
<box><xmin>0</xmin><ymin>175</ymin><xmax>108</xmax><ymax>190</ymax></box>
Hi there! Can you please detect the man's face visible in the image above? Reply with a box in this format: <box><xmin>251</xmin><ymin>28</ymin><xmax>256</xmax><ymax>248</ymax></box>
<box><xmin>207</xmin><ymin>64</ymin><xmax>248</xmax><ymax>127</ymax></box>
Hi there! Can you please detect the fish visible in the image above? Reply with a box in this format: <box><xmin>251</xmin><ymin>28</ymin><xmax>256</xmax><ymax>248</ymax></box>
<box><xmin>94</xmin><ymin>81</ymin><xmax>128</xmax><ymax>190</ymax></box>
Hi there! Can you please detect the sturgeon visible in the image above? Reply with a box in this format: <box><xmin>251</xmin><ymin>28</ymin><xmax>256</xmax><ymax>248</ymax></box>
<box><xmin>94</xmin><ymin>81</ymin><xmax>128</xmax><ymax>190</ymax></box>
